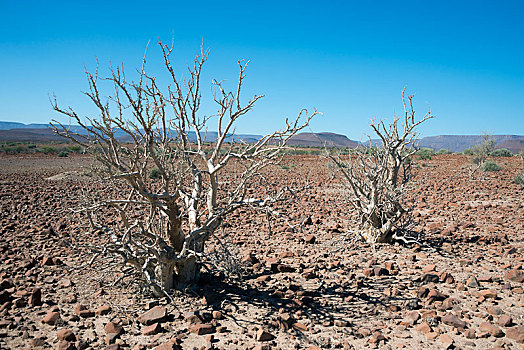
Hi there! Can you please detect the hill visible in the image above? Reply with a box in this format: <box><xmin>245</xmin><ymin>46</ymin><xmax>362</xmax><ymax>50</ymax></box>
<box><xmin>419</xmin><ymin>135</ymin><xmax>524</xmax><ymax>152</ymax></box>
<box><xmin>287</xmin><ymin>132</ymin><xmax>358</xmax><ymax>148</ymax></box>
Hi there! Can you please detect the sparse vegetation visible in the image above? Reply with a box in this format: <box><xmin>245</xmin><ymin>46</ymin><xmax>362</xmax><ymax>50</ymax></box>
<box><xmin>436</xmin><ymin>148</ymin><xmax>452</xmax><ymax>155</ymax></box>
<box><xmin>514</xmin><ymin>170</ymin><xmax>524</xmax><ymax>187</ymax></box>
<box><xmin>417</xmin><ymin>147</ymin><xmax>435</xmax><ymax>160</ymax></box>
<box><xmin>330</xmin><ymin>89</ymin><xmax>433</xmax><ymax>244</ymax></box>
<box><xmin>148</xmin><ymin>166</ymin><xmax>162</xmax><ymax>179</ymax></box>
<box><xmin>491</xmin><ymin>148</ymin><xmax>512</xmax><ymax>157</ymax></box>
<box><xmin>482</xmin><ymin>160</ymin><xmax>501</xmax><ymax>172</ymax></box>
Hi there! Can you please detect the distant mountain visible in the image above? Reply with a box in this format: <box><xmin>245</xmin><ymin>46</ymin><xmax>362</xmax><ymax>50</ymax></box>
<box><xmin>0</xmin><ymin>121</ymin><xmax>262</xmax><ymax>144</ymax></box>
<box><xmin>1</xmin><ymin>121</ymin><xmax>522</xmax><ymax>152</ymax></box>
<box><xmin>0</xmin><ymin>121</ymin><xmax>50</xmax><ymax>130</ymax></box>
<box><xmin>495</xmin><ymin>139</ymin><xmax>524</xmax><ymax>154</ymax></box>
<box><xmin>0</xmin><ymin>128</ymin><xmax>65</xmax><ymax>142</ymax></box>
<box><xmin>418</xmin><ymin>135</ymin><xmax>524</xmax><ymax>152</ymax></box>
<box><xmin>287</xmin><ymin>132</ymin><xmax>358</xmax><ymax>148</ymax></box>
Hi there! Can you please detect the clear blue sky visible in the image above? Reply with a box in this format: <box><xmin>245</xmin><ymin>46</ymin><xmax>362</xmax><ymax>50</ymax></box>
<box><xmin>1</xmin><ymin>0</ymin><xmax>523</xmax><ymax>139</ymax></box>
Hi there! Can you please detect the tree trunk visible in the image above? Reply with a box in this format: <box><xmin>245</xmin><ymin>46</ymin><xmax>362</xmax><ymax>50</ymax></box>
<box><xmin>173</xmin><ymin>255</ymin><xmax>199</xmax><ymax>289</ymax></box>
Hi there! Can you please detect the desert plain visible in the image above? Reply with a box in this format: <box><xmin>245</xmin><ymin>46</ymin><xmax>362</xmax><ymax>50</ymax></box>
<box><xmin>0</xmin><ymin>153</ymin><xmax>523</xmax><ymax>350</ymax></box>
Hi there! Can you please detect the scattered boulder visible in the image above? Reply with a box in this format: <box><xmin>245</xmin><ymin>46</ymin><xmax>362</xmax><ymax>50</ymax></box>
<box><xmin>137</xmin><ymin>306</ymin><xmax>167</xmax><ymax>325</ymax></box>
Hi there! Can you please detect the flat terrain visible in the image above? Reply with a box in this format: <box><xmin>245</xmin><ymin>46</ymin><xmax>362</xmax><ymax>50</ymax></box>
<box><xmin>0</xmin><ymin>154</ymin><xmax>523</xmax><ymax>350</ymax></box>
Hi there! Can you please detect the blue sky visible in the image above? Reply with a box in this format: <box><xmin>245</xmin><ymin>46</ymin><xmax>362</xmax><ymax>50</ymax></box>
<box><xmin>1</xmin><ymin>0</ymin><xmax>523</xmax><ymax>139</ymax></box>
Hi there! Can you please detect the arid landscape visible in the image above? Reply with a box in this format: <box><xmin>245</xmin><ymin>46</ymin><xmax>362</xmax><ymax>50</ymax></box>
<box><xmin>0</xmin><ymin>152</ymin><xmax>522</xmax><ymax>349</ymax></box>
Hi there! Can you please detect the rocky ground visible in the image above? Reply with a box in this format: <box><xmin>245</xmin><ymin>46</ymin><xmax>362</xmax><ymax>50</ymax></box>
<box><xmin>0</xmin><ymin>154</ymin><xmax>523</xmax><ymax>350</ymax></box>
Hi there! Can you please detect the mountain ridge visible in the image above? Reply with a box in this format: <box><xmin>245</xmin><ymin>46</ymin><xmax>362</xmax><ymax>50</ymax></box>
<box><xmin>0</xmin><ymin>121</ymin><xmax>522</xmax><ymax>152</ymax></box>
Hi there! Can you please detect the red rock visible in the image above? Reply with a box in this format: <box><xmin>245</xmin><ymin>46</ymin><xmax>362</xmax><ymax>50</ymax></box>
<box><xmin>422</xmin><ymin>264</ymin><xmax>436</xmax><ymax>273</ymax></box>
<box><xmin>96</xmin><ymin>305</ymin><xmax>112</xmax><ymax>315</ymax></box>
<box><xmin>442</xmin><ymin>313</ymin><xmax>466</xmax><ymax>329</ymax></box>
<box><xmin>404</xmin><ymin>311</ymin><xmax>420</xmax><ymax>326</ymax></box>
<box><xmin>506</xmin><ymin>326</ymin><xmax>524</xmax><ymax>343</ymax></box>
<box><xmin>439</xmin><ymin>334</ymin><xmax>453</xmax><ymax>349</ymax></box>
<box><xmin>292</xmin><ymin>322</ymin><xmax>308</xmax><ymax>332</ymax></box>
<box><xmin>305</xmin><ymin>234</ymin><xmax>316</xmax><ymax>244</ymax></box>
<box><xmin>105</xmin><ymin>321</ymin><xmax>123</xmax><ymax>335</ymax></box>
<box><xmin>256</xmin><ymin>329</ymin><xmax>275</xmax><ymax>341</ymax></box>
<box><xmin>142</xmin><ymin>322</ymin><xmax>161</xmax><ymax>335</ymax></box>
<box><xmin>497</xmin><ymin>315</ymin><xmax>512</xmax><ymax>327</ymax></box>
<box><xmin>480</xmin><ymin>289</ymin><xmax>497</xmax><ymax>299</ymax></box>
<box><xmin>505</xmin><ymin>269</ymin><xmax>524</xmax><ymax>283</ymax></box>
<box><xmin>57</xmin><ymin>329</ymin><xmax>76</xmax><ymax>341</ymax></box>
<box><xmin>154</xmin><ymin>342</ymin><xmax>179</xmax><ymax>350</ymax></box>
<box><xmin>211</xmin><ymin>311</ymin><xmax>222</xmax><ymax>320</ymax></box>
<box><xmin>29</xmin><ymin>287</ymin><xmax>42</xmax><ymax>306</ymax></box>
<box><xmin>137</xmin><ymin>306</ymin><xmax>167</xmax><ymax>325</ymax></box>
<box><xmin>41</xmin><ymin>311</ymin><xmax>60</xmax><ymax>325</ymax></box>
<box><xmin>479</xmin><ymin>321</ymin><xmax>504</xmax><ymax>337</ymax></box>
<box><xmin>464</xmin><ymin>329</ymin><xmax>476</xmax><ymax>339</ymax></box>
<box><xmin>415</xmin><ymin>322</ymin><xmax>432</xmax><ymax>334</ymax></box>
<box><xmin>189</xmin><ymin>323</ymin><xmax>215</xmax><ymax>335</ymax></box>
<box><xmin>368</xmin><ymin>331</ymin><xmax>386</xmax><ymax>344</ymax></box>
<box><xmin>363</xmin><ymin>268</ymin><xmax>374</xmax><ymax>277</ymax></box>
<box><xmin>185</xmin><ymin>311</ymin><xmax>202</xmax><ymax>324</ymax></box>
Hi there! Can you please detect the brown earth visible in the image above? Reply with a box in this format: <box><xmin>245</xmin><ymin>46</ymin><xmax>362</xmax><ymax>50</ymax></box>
<box><xmin>0</xmin><ymin>154</ymin><xmax>523</xmax><ymax>350</ymax></box>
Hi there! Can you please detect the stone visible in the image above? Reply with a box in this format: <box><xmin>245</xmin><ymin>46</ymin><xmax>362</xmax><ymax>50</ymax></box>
<box><xmin>58</xmin><ymin>340</ymin><xmax>76</xmax><ymax>350</ymax></box>
<box><xmin>442</xmin><ymin>313</ymin><xmax>466</xmax><ymax>329</ymax></box>
<box><xmin>185</xmin><ymin>311</ymin><xmax>202</xmax><ymax>324</ymax></box>
<box><xmin>41</xmin><ymin>310</ymin><xmax>60</xmax><ymax>325</ymax></box>
<box><xmin>154</xmin><ymin>342</ymin><xmax>179</xmax><ymax>350</ymax></box>
<box><xmin>189</xmin><ymin>323</ymin><xmax>215</xmax><ymax>335</ymax></box>
<box><xmin>278</xmin><ymin>313</ymin><xmax>294</xmax><ymax>330</ymax></box>
<box><xmin>368</xmin><ymin>331</ymin><xmax>386</xmax><ymax>344</ymax></box>
<box><xmin>363</xmin><ymin>268</ymin><xmax>374</xmax><ymax>277</ymax></box>
<box><xmin>292</xmin><ymin>322</ymin><xmax>308</xmax><ymax>332</ymax></box>
<box><xmin>404</xmin><ymin>311</ymin><xmax>420</xmax><ymax>326</ymax></box>
<box><xmin>256</xmin><ymin>329</ymin><xmax>275</xmax><ymax>341</ymax></box>
<box><xmin>143</xmin><ymin>322</ymin><xmax>161</xmax><ymax>335</ymax></box>
<box><xmin>105</xmin><ymin>321</ymin><xmax>123</xmax><ymax>335</ymax></box>
<box><xmin>305</xmin><ymin>234</ymin><xmax>316</xmax><ymax>244</ymax></box>
<box><xmin>374</xmin><ymin>267</ymin><xmax>389</xmax><ymax>276</ymax></box>
<box><xmin>480</xmin><ymin>289</ymin><xmax>497</xmax><ymax>299</ymax></box>
<box><xmin>464</xmin><ymin>329</ymin><xmax>476</xmax><ymax>339</ymax></box>
<box><xmin>31</xmin><ymin>337</ymin><xmax>47</xmax><ymax>347</ymax></box>
<box><xmin>96</xmin><ymin>305</ymin><xmax>112</xmax><ymax>315</ymax></box>
<box><xmin>57</xmin><ymin>329</ymin><xmax>76</xmax><ymax>341</ymax></box>
<box><xmin>74</xmin><ymin>304</ymin><xmax>94</xmax><ymax>318</ymax></box>
<box><xmin>479</xmin><ymin>322</ymin><xmax>504</xmax><ymax>337</ymax></box>
<box><xmin>415</xmin><ymin>322</ymin><xmax>432</xmax><ymax>334</ymax></box>
<box><xmin>422</xmin><ymin>264</ymin><xmax>436</xmax><ymax>273</ymax></box>
<box><xmin>421</xmin><ymin>273</ymin><xmax>439</xmax><ymax>283</ymax></box>
<box><xmin>29</xmin><ymin>287</ymin><xmax>42</xmax><ymax>306</ymax></box>
<box><xmin>212</xmin><ymin>311</ymin><xmax>222</xmax><ymax>320</ymax></box>
<box><xmin>466</xmin><ymin>276</ymin><xmax>480</xmax><ymax>288</ymax></box>
<box><xmin>439</xmin><ymin>334</ymin><xmax>453</xmax><ymax>349</ymax></box>
<box><xmin>505</xmin><ymin>269</ymin><xmax>524</xmax><ymax>283</ymax></box>
<box><xmin>497</xmin><ymin>315</ymin><xmax>512</xmax><ymax>327</ymax></box>
<box><xmin>505</xmin><ymin>326</ymin><xmax>524</xmax><ymax>343</ymax></box>
<box><xmin>137</xmin><ymin>306</ymin><xmax>167</xmax><ymax>325</ymax></box>
<box><xmin>335</xmin><ymin>320</ymin><xmax>349</xmax><ymax>327</ymax></box>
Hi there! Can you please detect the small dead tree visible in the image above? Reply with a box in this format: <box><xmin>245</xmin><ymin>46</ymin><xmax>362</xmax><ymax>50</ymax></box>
<box><xmin>330</xmin><ymin>89</ymin><xmax>433</xmax><ymax>244</ymax></box>
<box><xmin>51</xmin><ymin>40</ymin><xmax>318</xmax><ymax>296</ymax></box>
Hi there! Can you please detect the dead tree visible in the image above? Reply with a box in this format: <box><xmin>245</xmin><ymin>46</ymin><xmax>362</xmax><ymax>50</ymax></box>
<box><xmin>330</xmin><ymin>89</ymin><xmax>433</xmax><ymax>244</ymax></box>
<box><xmin>51</xmin><ymin>41</ymin><xmax>318</xmax><ymax>296</ymax></box>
